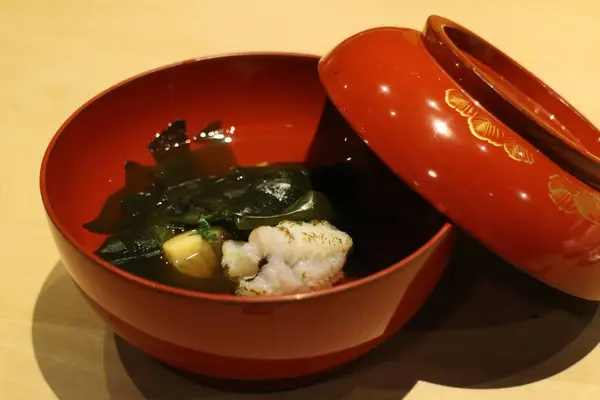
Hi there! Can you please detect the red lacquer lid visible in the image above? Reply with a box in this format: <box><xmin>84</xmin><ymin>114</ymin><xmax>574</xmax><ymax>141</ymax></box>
<box><xmin>319</xmin><ymin>15</ymin><xmax>600</xmax><ymax>300</ymax></box>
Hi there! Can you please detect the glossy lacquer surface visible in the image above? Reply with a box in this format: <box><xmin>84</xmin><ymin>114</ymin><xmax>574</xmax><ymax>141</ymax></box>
<box><xmin>40</xmin><ymin>53</ymin><xmax>454</xmax><ymax>382</ymax></box>
<box><xmin>319</xmin><ymin>16</ymin><xmax>600</xmax><ymax>300</ymax></box>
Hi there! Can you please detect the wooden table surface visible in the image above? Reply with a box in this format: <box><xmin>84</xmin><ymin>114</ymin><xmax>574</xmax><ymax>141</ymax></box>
<box><xmin>2</xmin><ymin>0</ymin><xmax>600</xmax><ymax>398</ymax></box>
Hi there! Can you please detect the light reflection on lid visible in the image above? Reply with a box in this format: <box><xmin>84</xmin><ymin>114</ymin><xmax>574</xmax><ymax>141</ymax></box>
<box><xmin>427</xmin><ymin>100</ymin><xmax>440</xmax><ymax>110</ymax></box>
<box><xmin>432</xmin><ymin>118</ymin><xmax>452</xmax><ymax>138</ymax></box>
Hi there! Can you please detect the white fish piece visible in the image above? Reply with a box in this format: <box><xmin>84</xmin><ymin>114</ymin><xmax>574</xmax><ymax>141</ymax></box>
<box><xmin>221</xmin><ymin>220</ymin><xmax>353</xmax><ymax>296</ymax></box>
<box><xmin>221</xmin><ymin>240</ymin><xmax>262</xmax><ymax>280</ymax></box>
<box><xmin>238</xmin><ymin>258</ymin><xmax>306</xmax><ymax>296</ymax></box>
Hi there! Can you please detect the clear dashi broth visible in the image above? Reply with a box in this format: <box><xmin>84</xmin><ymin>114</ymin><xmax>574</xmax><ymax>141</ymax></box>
<box><xmin>83</xmin><ymin>111</ymin><xmax>444</xmax><ymax>296</ymax></box>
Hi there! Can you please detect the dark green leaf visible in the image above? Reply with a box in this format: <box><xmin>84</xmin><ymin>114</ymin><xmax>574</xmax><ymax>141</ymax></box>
<box><xmin>147</xmin><ymin>120</ymin><xmax>189</xmax><ymax>163</ymax></box>
<box><xmin>149</xmin><ymin>120</ymin><xmax>237</xmax><ymax>187</ymax></box>
<box><xmin>83</xmin><ymin>120</ymin><xmax>238</xmax><ymax>234</ymax></box>
<box><xmin>186</xmin><ymin>166</ymin><xmax>335</xmax><ymax>231</ymax></box>
<box><xmin>83</xmin><ymin>161</ymin><xmax>156</xmax><ymax>234</ymax></box>
<box><xmin>86</xmin><ymin>117</ymin><xmax>339</xmax><ymax>268</ymax></box>
<box><xmin>95</xmin><ymin>221</ymin><xmax>185</xmax><ymax>265</ymax></box>
<box><xmin>234</xmin><ymin>191</ymin><xmax>334</xmax><ymax>230</ymax></box>
<box><xmin>149</xmin><ymin>120</ymin><xmax>196</xmax><ymax>187</ymax></box>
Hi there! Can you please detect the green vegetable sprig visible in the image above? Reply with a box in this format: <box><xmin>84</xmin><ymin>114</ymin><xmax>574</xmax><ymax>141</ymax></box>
<box><xmin>197</xmin><ymin>218</ymin><xmax>218</xmax><ymax>242</ymax></box>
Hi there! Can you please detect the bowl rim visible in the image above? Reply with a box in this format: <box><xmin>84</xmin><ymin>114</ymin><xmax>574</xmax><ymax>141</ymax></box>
<box><xmin>40</xmin><ymin>51</ymin><xmax>454</xmax><ymax>304</ymax></box>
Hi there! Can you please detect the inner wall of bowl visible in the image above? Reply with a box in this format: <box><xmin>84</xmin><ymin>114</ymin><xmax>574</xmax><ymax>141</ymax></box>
<box><xmin>445</xmin><ymin>26</ymin><xmax>600</xmax><ymax>153</ymax></box>
<box><xmin>44</xmin><ymin>54</ymin><xmax>445</xmax><ymax>282</ymax></box>
<box><xmin>45</xmin><ymin>55</ymin><xmax>325</xmax><ymax>252</ymax></box>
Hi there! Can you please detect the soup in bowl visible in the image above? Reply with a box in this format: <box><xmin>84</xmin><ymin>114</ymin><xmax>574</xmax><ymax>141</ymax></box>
<box><xmin>40</xmin><ymin>53</ymin><xmax>455</xmax><ymax>383</ymax></box>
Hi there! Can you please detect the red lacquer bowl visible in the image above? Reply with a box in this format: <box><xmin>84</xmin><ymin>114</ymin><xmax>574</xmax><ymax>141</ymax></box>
<box><xmin>40</xmin><ymin>53</ymin><xmax>455</xmax><ymax>383</ymax></box>
<box><xmin>319</xmin><ymin>16</ymin><xmax>600</xmax><ymax>300</ymax></box>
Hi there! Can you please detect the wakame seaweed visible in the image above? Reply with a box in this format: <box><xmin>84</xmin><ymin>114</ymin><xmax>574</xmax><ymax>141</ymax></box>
<box><xmin>180</xmin><ymin>166</ymin><xmax>334</xmax><ymax>231</ymax></box>
<box><xmin>83</xmin><ymin>119</ymin><xmax>335</xmax><ymax>266</ymax></box>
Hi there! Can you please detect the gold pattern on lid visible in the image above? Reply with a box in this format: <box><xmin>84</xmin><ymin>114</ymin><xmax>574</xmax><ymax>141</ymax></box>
<box><xmin>574</xmin><ymin>191</ymin><xmax>600</xmax><ymax>224</ymax></box>
<box><xmin>445</xmin><ymin>89</ymin><xmax>478</xmax><ymax>117</ymax></box>
<box><xmin>549</xmin><ymin>175</ymin><xmax>600</xmax><ymax>224</ymax></box>
<box><xmin>467</xmin><ymin>116</ymin><xmax>505</xmax><ymax>146</ymax></box>
<box><xmin>548</xmin><ymin>175</ymin><xmax>578</xmax><ymax>213</ymax></box>
<box><xmin>503</xmin><ymin>141</ymin><xmax>535</xmax><ymax>164</ymax></box>
<box><xmin>444</xmin><ymin>88</ymin><xmax>534</xmax><ymax>165</ymax></box>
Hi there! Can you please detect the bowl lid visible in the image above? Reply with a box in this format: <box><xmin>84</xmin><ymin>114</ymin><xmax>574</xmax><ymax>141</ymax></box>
<box><xmin>318</xmin><ymin>15</ymin><xmax>600</xmax><ymax>300</ymax></box>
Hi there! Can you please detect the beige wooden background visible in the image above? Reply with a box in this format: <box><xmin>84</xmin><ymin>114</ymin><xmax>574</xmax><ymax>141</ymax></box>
<box><xmin>2</xmin><ymin>0</ymin><xmax>600</xmax><ymax>398</ymax></box>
